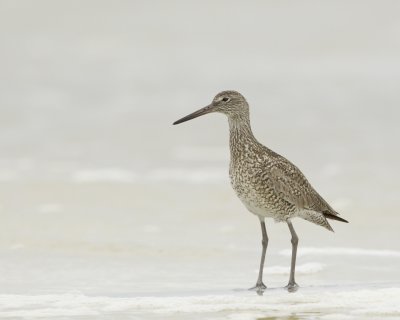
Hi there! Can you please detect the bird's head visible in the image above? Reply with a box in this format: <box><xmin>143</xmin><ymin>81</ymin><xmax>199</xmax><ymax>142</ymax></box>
<box><xmin>173</xmin><ymin>90</ymin><xmax>249</xmax><ymax>125</ymax></box>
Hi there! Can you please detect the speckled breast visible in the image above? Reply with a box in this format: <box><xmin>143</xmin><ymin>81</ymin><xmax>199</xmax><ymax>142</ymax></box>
<box><xmin>229</xmin><ymin>161</ymin><xmax>296</xmax><ymax>221</ymax></box>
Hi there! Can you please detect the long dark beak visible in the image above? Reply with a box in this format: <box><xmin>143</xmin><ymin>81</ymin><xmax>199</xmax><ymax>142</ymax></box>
<box><xmin>173</xmin><ymin>104</ymin><xmax>213</xmax><ymax>125</ymax></box>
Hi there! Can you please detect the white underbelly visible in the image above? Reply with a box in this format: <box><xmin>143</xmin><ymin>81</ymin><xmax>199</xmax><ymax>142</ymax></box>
<box><xmin>238</xmin><ymin>193</ymin><xmax>285</xmax><ymax>220</ymax></box>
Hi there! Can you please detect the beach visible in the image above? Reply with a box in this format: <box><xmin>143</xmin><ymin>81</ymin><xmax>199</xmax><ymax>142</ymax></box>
<box><xmin>0</xmin><ymin>0</ymin><xmax>399</xmax><ymax>318</ymax></box>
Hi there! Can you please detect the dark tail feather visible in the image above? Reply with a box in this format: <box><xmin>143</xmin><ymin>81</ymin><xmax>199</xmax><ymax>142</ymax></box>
<box><xmin>323</xmin><ymin>212</ymin><xmax>349</xmax><ymax>223</ymax></box>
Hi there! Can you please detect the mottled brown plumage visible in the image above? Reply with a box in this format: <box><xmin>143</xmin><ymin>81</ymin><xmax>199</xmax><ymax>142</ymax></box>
<box><xmin>173</xmin><ymin>90</ymin><xmax>348</xmax><ymax>292</ymax></box>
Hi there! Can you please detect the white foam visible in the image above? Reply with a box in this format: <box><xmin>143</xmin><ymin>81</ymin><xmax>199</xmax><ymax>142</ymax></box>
<box><xmin>71</xmin><ymin>169</ymin><xmax>137</xmax><ymax>183</ymax></box>
<box><xmin>37</xmin><ymin>203</ymin><xmax>63</xmax><ymax>214</ymax></box>
<box><xmin>0</xmin><ymin>170</ymin><xmax>19</xmax><ymax>182</ymax></box>
<box><xmin>142</xmin><ymin>225</ymin><xmax>161</xmax><ymax>233</ymax></box>
<box><xmin>9</xmin><ymin>243</ymin><xmax>25</xmax><ymax>250</ymax></box>
<box><xmin>265</xmin><ymin>262</ymin><xmax>325</xmax><ymax>275</ymax></box>
<box><xmin>147</xmin><ymin>167</ymin><xmax>227</xmax><ymax>184</ymax></box>
<box><xmin>173</xmin><ymin>146</ymin><xmax>229</xmax><ymax>162</ymax></box>
<box><xmin>279</xmin><ymin>247</ymin><xmax>400</xmax><ymax>258</ymax></box>
<box><xmin>1</xmin><ymin>287</ymin><xmax>399</xmax><ymax>318</ymax></box>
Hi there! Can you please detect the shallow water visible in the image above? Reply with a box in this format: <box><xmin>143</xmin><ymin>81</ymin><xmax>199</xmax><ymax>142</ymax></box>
<box><xmin>3</xmin><ymin>285</ymin><xmax>400</xmax><ymax>319</ymax></box>
<box><xmin>0</xmin><ymin>0</ymin><xmax>400</xmax><ymax>319</ymax></box>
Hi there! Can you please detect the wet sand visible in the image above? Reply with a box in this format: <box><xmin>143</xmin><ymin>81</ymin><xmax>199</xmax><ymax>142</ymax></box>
<box><xmin>0</xmin><ymin>0</ymin><xmax>400</xmax><ymax>319</ymax></box>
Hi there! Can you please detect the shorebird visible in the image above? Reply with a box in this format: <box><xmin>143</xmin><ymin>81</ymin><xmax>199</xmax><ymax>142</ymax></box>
<box><xmin>173</xmin><ymin>91</ymin><xmax>348</xmax><ymax>292</ymax></box>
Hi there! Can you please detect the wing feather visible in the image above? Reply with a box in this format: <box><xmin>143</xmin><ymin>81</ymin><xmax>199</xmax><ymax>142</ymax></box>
<box><xmin>264</xmin><ymin>156</ymin><xmax>335</xmax><ymax>214</ymax></box>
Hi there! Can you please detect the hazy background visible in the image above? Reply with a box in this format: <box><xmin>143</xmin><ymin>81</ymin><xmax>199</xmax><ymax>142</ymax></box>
<box><xmin>0</xmin><ymin>1</ymin><xmax>399</xmax><ymax>319</ymax></box>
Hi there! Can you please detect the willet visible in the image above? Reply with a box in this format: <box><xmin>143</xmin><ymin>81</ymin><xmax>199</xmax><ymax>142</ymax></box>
<box><xmin>173</xmin><ymin>91</ymin><xmax>348</xmax><ymax>293</ymax></box>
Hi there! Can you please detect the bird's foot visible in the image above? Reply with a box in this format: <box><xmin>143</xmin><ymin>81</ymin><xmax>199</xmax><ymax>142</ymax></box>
<box><xmin>285</xmin><ymin>282</ymin><xmax>299</xmax><ymax>293</ymax></box>
<box><xmin>249</xmin><ymin>282</ymin><xmax>267</xmax><ymax>295</ymax></box>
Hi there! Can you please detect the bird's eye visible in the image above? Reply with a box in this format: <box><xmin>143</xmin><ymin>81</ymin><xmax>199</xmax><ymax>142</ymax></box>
<box><xmin>222</xmin><ymin>97</ymin><xmax>230</xmax><ymax>102</ymax></box>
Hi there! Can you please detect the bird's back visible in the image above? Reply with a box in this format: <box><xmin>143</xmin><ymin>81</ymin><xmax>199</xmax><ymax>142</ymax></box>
<box><xmin>230</xmin><ymin>140</ymin><xmax>345</xmax><ymax>230</ymax></box>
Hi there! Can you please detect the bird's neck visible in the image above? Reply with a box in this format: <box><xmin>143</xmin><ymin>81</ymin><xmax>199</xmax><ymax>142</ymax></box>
<box><xmin>228</xmin><ymin>114</ymin><xmax>258</xmax><ymax>161</ymax></box>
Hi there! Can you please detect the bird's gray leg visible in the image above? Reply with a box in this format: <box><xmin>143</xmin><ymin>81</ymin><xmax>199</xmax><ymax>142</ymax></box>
<box><xmin>286</xmin><ymin>219</ymin><xmax>299</xmax><ymax>292</ymax></box>
<box><xmin>249</xmin><ymin>218</ymin><xmax>268</xmax><ymax>293</ymax></box>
